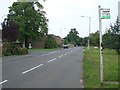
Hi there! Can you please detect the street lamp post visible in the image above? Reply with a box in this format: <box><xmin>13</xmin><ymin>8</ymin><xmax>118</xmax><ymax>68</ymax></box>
<box><xmin>81</xmin><ymin>16</ymin><xmax>91</xmax><ymax>50</ymax></box>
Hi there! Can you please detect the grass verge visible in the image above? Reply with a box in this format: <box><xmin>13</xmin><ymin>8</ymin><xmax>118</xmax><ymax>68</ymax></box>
<box><xmin>83</xmin><ymin>47</ymin><xmax>119</xmax><ymax>88</ymax></box>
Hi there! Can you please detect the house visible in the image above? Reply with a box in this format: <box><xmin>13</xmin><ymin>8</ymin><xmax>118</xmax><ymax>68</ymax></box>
<box><xmin>55</xmin><ymin>36</ymin><xmax>62</xmax><ymax>45</ymax></box>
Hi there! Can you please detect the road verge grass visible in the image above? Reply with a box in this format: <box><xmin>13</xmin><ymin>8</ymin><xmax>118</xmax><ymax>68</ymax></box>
<box><xmin>83</xmin><ymin>47</ymin><xmax>119</xmax><ymax>88</ymax></box>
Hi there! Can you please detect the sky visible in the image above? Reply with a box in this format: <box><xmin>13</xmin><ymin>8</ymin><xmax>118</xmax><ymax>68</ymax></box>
<box><xmin>0</xmin><ymin>0</ymin><xmax>119</xmax><ymax>38</ymax></box>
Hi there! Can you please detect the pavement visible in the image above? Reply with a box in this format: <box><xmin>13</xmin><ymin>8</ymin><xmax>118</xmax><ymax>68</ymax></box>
<box><xmin>1</xmin><ymin>47</ymin><xmax>84</xmax><ymax>88</ymax></box>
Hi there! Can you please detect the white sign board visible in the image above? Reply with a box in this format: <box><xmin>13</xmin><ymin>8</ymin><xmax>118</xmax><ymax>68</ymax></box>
<box><xmin>101</xmin><ymin>8</ymin><xmax>110</xmax><ymax>19</ymax></box>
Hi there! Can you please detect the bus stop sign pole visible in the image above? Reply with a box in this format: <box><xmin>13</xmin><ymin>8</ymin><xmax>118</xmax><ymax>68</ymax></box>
<box><xmin>98</xmin><ymin>5</ymin><xmax>104</xmax><ymax>85</ymax></box>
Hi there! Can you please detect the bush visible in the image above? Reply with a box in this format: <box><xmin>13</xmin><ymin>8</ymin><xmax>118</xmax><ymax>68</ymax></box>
<box><xmin>2</xmin><ymin>42</ymin><xmax>28</xmax><ymax>56</ymax></box>
<box><xmin>2</xmin><ymin>43</ymin><xmax>12</xmax><ymax>56</ymax></box>
<box><xmin>45</xmin><ymin>35</ymin><xmax>57</xmax><ymax>49</ymax></box>
<box><xmin>19</xmin><ymin>48</ymin><xmax>28</xmax><ymax>55</ymax></box>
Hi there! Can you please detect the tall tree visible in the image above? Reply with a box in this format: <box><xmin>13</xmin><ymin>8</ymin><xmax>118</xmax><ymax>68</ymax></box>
<box><xmin>103</xmin><ymin>18</ymin><xmax>120</xmax><ymax>53</ymax></box>
<box><xmin>65</xmin><ymin>28</ymin><xmax>81</xmax><ymax>45</ymax></box>
<box><xmin>45</xmin><ymin>34</ymin><xmax>57</xmax><ymax>49</ymax></box>
<box><xmin>2</xmin><ymin>19</ymin><xmax>19</xmax><ymax>42</ymax></box>
<box><xmin>8</xmin><ymin>1</ymin><xmax>48</xmax><ymax>48</ymax></box>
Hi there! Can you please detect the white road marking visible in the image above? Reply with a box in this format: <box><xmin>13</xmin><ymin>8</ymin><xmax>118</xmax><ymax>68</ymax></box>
<box><xmin>22</xmin><ymin>64</ymin><xmax>43</xmax><ymax>74</ymax></box>
<box><xmin>64</xmin><ymin>53</ymin><xmax>67</xmax><ymax>55</ymax></box>
<box><xmin>80</xmin><ymin>79</ymin><xmax>84</xmax><ymax>88</ymax></box>
<box><xmin>0</xmin><ymin>80</ymin><xmax>8</xmax><ymax>85</ymax></box>
<box><xmin>57</xmin><ymin>51</ymin><xmax>60</xmax><ymax>53</ymax></box>
<box><xmin>80</xmin><ymin>79</ymin><xmax>83</xmax><ymax>83</ymax></box>
<box><xmin>40</xmin><ymin>51</ymin><xmax>60</xmax><ymax>57</ymax></box>
<box><xmin>68</xmin><ymin>52</ymin><xmax>71</xmax><ymax>54</ymax></box>
<box><xmin>47</xmin><ymin>58</ymin><xmax>56</xmax><ymax>63</ymax></box>
<box><xmin>58</xmin><ymin>55</ymin><xmax>63</xmax><ymax>58</ymax></box>
<box><xmin>50</xmin><ymin>52</ymin><xmax>54</xmax><ymax>54</ymax></box>
<box><xmin>41</xmin><ymin>54</ymin><xmax>45</xmax><ymax>56</ymax></box>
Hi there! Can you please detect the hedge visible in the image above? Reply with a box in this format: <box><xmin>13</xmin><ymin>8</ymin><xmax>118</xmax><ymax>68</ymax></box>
<box><xmin>2</xmin><ymin>43</ymin><xmax>28</xmax><ymax>56</ymax></box>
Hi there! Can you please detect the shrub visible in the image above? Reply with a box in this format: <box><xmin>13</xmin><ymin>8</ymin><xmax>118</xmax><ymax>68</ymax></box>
<box><xmin>2</xmin><ymin>43</ymin><xmax>12</xmax><ymax>56</ymax></box>
<box><xmin>2</xmin><ymin>43</ymin><xmax>28</xmax><ymax>56</ymax></box>
<box><xmin>19</xmin><ymin>48</ymin><xmax>28</xmax><ymax>55</ymax></box>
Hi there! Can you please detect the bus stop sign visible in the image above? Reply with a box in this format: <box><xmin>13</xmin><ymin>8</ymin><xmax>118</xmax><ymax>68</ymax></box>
<box><xmin>101</xmin><ymin>8</ymin><xmax>110</xmax><ymax>19</ymax></box>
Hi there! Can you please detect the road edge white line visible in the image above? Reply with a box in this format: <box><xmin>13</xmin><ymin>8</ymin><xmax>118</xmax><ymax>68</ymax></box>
<box><xmin>80</xmin><ymin>79</ymin><xmax>84</xmax><ymax>88</ymax></box>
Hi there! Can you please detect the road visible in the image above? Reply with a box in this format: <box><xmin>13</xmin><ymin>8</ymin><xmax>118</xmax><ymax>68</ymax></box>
<box><xmin>1</xmin><ymin>47</ymin><xmax>84</xmax><ymax>88</ymax></box>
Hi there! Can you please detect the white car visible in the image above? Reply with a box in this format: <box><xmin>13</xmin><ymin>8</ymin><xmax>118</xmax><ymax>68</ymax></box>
<box><xmin>63</xmin><ymin>45</ymin><xmax>69</xmax><ymax>49</ymax></box>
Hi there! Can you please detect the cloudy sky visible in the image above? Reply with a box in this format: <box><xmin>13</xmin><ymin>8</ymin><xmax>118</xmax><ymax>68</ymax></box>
<box><xmin>0</xmin><ymin>0</ymin><xmax>119</xmax><ymax>38</ymax></box>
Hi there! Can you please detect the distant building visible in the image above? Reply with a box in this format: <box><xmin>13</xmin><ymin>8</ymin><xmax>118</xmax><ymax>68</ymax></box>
<box><xmin>55</xmin><ymin>36</ymin><xmax>62</xmax><ymax>45</ymax></box>
<box><xmin>31</xmin><ymin>38</ymin><xmax>46</xmax><ymax>49</ymax></box>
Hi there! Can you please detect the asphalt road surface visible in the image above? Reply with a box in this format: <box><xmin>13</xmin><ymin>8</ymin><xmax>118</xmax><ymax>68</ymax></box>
<box><xmin>1</xmin><ymin>47</ymin><xmax>84</xmax><ymax>88</ymax></box>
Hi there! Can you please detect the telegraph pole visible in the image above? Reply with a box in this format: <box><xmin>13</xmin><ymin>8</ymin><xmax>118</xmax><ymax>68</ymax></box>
<box><xmin>88</xmin><ymin>17</ymin><xmax>91</xmax><ymax>50</ymax></box>
<box><xmin>81</xmin><ymin>16</ymin><xmax>91</xmax><ymax>50</ymax></box>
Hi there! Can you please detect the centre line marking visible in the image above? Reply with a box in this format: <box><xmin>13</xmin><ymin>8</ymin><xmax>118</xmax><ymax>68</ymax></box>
<box><xmin>47</xmin><ymin>58</ymin><xmax>56</xmax><ymax>63</ymax></box>
<box><xmin>0</xmin><ymin>80</ymin><xmax>8</xmax><ymax>85</ymax></box>
<box><xmin>58</xmin><ymin>55</ymin><xmax>63</xmax><ymax>58</ymax></box>
<box><xmin>64</xmin><ymin>53</ymin><xmax>67</xmax><ymax>55</ymax></box>
<box><xmin>22</xmin><ymin>64</ymin><xmax>43</xmax><ymax>74</ymax></box>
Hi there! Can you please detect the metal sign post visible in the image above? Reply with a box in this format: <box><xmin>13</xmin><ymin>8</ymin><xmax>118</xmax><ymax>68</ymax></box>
<box><xmin>98</xmin><ymin>5</ymin><xmax>110</xmax><ymax>85</ymax></box>
<box><xmin>98</xmin><ymin>5</ymin><xmax>104</xmax><ymax>85</ymax></box>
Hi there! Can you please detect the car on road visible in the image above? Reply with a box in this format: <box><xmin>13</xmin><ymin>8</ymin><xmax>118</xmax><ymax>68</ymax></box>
<box><xmin>63</xmin><ymin>45</ymin><xmax>69</xmax><ymax>49</ymax></box>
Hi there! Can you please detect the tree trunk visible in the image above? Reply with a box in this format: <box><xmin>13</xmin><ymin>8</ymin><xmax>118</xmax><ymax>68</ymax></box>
<box><xmin>23</xmin><ymin>40</ymin><xmax>25</xmax><ymax>48</ymax></box>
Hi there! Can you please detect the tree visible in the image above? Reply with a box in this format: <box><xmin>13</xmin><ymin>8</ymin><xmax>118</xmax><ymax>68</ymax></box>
<box><xmin>2</xmin><ymin>19</ymin><xmax>19</xmax><ymax>42</ymax></box>
<box><xmin>7</xmin><ymin>1</ymin><xmax>48</xmax><ymax>48</ymax></box>
<box><xmin>45</xmin><ymin>34</ymin><xmax>57</xmax><ymax>49</ymax></box>
<box><xmin>65</xmin><ymin>28</ymin><xmax>81</xmax><ymax>45</ymax></box>
<box><xmin>90</xmin><ymin>31</ymin><xmax>99</xmax><ymax>46</ymax></box>
<box><xmin>81</xmin><ymin>37</ymin><xmax>88</xmax><ymax>46</ymax></box>
<box><xmin>63</xmin><ymin>38</ymin><xmax>69</xmax><ymax>45</ymax></box>
<box><xmin>103</xmin><ymin>18</ymin><xmax>120</xmax><ymax>54</ymax></box>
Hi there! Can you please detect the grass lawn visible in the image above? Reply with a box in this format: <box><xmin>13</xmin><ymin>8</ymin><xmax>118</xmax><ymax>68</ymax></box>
<box><xmin>83</xmin><ymin>47</ymin><xmax>119</xmax><ymax>88</ymax></box>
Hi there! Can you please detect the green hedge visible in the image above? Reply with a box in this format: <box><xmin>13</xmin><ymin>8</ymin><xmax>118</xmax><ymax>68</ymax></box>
<box><xmin>2</xmin><ymin>43</ymin><xmax>28</xmax><ymax>56</ymax></box>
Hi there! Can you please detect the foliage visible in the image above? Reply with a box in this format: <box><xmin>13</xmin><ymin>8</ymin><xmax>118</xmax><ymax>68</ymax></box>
<box><xmin>2</xmin><ymin>19</ymin><xmax>19</xmax><ymax>42</ymax></box>
<box><xmin>64</xmin><ymin>28</ymin><xmax>82</xmax><ymax>46</ymax></box>
<box><xmin>90</xmin><ymin>31</ymin><xmax>99</xmax><ymax>46</ymax></box>
<box><xmin>2</xmin><ymin>42</ymin><xmax>28</xmax><ymax>56</ymax></box>
<box><xmin>7</xmin><ymin>1</ymin><xmax>48</xmax><ymax>48</ymax></box>
<box><xmin>103</xmin><ymin>18</ymin><xmax>120</xmax><ymax>54</ymax></box>
<box><xmin>81</xmin><ymin>17</ymin><xmax>120</xmax><ymax>54</ymax></box>
<box><xmin>45</xmin><ymin>34</ymin><xmax>57</xmax><ymax>49</ymax></box>
<box><xmin>63</xmin><ymin>38</ymin><xmax>69</xmax><ymax>45</ymax></box>
<box><xmin>81</xmin><ymin>37</ymin><xmax>88</xmax><ymax>46</ymax></box>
